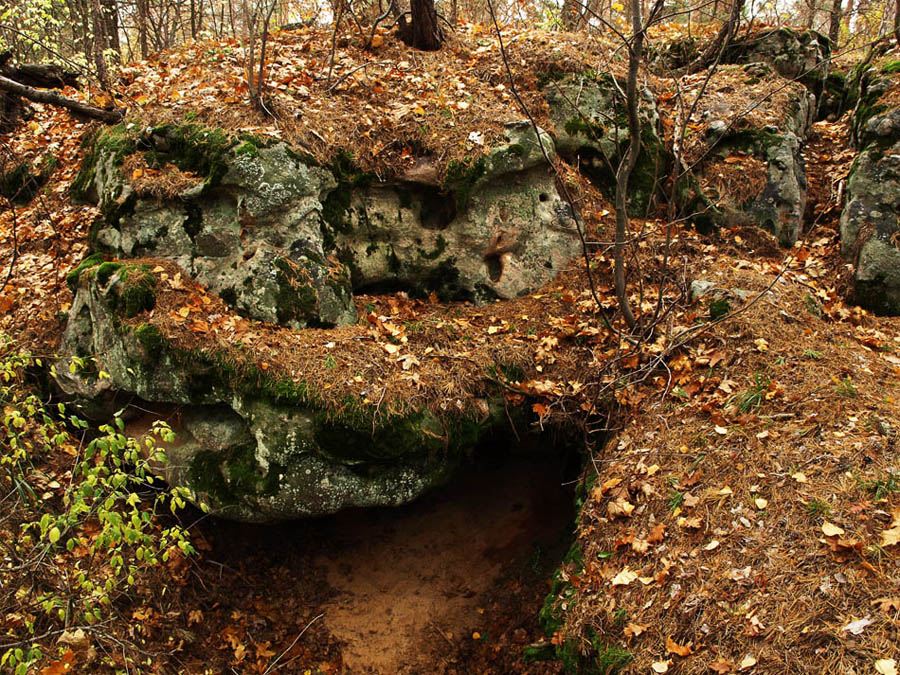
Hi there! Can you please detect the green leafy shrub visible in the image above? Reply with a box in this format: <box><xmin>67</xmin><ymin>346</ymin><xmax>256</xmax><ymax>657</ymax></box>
<box><xmin>0</xmin><ymin>336</ymin><xmax>197</xmax><ymax>673</ymax></box>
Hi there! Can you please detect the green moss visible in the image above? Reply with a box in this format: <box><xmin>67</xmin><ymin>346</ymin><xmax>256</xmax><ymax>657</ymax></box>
<box><xmin>271</xmin><ymin>256</ymin><xmax>323</xmax><ymax>326</ymax></box>
<box><xmin>321</xmin><ymin>184</ymin><xmax>354</xmax><ymax>234</ymax></box>
<box><xmin>233</xmin><ymin>141</ymin><xmax>260</xmax><ymax>158</ymax></box>
<box><xmin>320</xmin><ymin>151</ymin><xmax>375</xmax><ymax>235</ymax></box>
<box><xmin>563</xmin><ymin>117</ymin><xmax>604</xmax><ymax>139</ymax></box>
<box><xmin>188</xmin><ymin>444</ymin><xmax>281</xmax><ymax>506</ymax></box>
<box><xmin>314</xmin><ymin>407</ymin><xmax>449</xmax><ymax>463</ymax></box>
<box><xmin>1</xmin><ymin>162</ymin><xmax>35</xmax><ymax>203</ymax></box>
<box><xmin>140</xmin><ymin>124</ymin><xmax>235</xmax><ymax>187</ymax></box>
<box><xmin>537</xmin><ymin>470</ymin><xmax>632</xmax><ymax>673</ymax></box>
<box><xmin>444</xmin><ymin>156</ymin><xmax>487</xmax><ymax>210</ymax></box>
<box><xmin>536</xmin><ymin>70</ymin><xmax>567</xmax><ymax>89</ymax></box>
<box><xmin>65</xmin><ymin>253</ymin><xmax>105</xmax><ymax>291</ymax></box>
<box><xmin>95</xmin><ymin>261</ymin><xmax>123</xmax><ymax>285</ymax></box>
<box><xmin>96</xmin><ymin>263</ymin><xmax>156</xmax><ymax>318</ymax></box>
<box><xmin>882</xmin><ymin>60</ymin><xmax>900</xmax><ymax>74</ymax></box>
<box><xmin>71</xmin><ymin>124</ymin><xmax>136</xmax><ymax>203</ymax></box>
<box><xmin>133</xmin><ymin>323</ymin><xmax>165</xmax><ymax>358</ymax></box>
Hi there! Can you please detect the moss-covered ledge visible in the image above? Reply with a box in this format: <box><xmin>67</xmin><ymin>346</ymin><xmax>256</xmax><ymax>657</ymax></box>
<box><xmin>54</xmin><ymin>256</ymin><xmax>524</xmax><ymax>521</ymax></box>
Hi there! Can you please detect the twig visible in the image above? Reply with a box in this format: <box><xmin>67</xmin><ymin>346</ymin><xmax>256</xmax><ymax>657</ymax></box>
<box><xmin>263</xmin><ymin>613</ymin><xmax>323</xmax><ymax>673</ymax></box>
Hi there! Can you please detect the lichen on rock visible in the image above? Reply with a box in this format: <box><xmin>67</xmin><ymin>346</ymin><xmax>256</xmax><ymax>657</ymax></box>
<box><xmin>839</xmin><ymin>70</ymin><xmax>900</xmax><ymax>314</ymax></box>
<box><xmin>54</xmin><ymin>260</ymin><xmax>513</xmax><ymax>521</ymax></box>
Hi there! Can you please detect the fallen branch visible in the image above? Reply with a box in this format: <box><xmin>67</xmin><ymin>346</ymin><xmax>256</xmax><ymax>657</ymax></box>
<box><xmin>0</xmin><ymin>74</ymin><xmax>124</xmax><ymax>124</ymax></box>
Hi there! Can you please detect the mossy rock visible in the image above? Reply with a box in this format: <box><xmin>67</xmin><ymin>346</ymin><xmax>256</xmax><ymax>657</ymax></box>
<box><xmin>544</xmin><ymin>74</ymin><xmax>668</xmax><ymax>216</ymax></box>
<box><xmin>54</xmin><ymin>266</ymin><xmax>517</xmax><ymax>520</ymax></box>
<box><xmin>1</xmin><ymin>154</ymin><xmax>56</xmax><ymax>204</ymax></box>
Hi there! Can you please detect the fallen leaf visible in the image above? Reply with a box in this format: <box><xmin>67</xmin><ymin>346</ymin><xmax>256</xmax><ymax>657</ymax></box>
<box><xmin>876</xmin><ymin>659</ymin><xmax>898</xmax><ymax>675</ymax></box>
<box><xmin>611</xmin><ymin>567</ymin><xmax>638</xmax><ymax>586</ymax></box>
<box><xmin>738</xmin><ymin>654</ymin><xmax>757</xmax><ymax>670</ymax></box>
<box><xmin>709</xmin><ymin>658</ymin><xmax>733</xmax><ymax>674</ymax></box>
<box><xmin>666</xmin><ymin>636</ymin><xmax>692</xmax><ymax>656</ymax></box>
<box><xmin>792</xmin><ymin>472</ymin><xmax>807</xmax><ymax>483</ymax></box>
<box><xmin>883</xmin><ymin>525</ymin><xmax>900</xmax><ymax>547</ymax></box>
<box><xmin>703</xmin><ymin>539</ymin><xmax>720</xmax><ymax>551</ymax></box>
<box><xmin>841</xmin><ymin>617</ymin><xmax>872</xmax><ymax>635</ymax></box>
<box><xmin>872</xmin><ymin>596</ymin><xmax>900</xmax><ymax>613</ymax></box>
<box><xmin>754</xmin><ymin>497</ymin><xmax>768</xmax><ymax>510</ymax></box>
<box><xmin>647</xmin><ymin>523</ymin><xmax>666</xmax><ymax>543</ymax></box>
<box><xmin>822</xmin><ymin>521</ymin><xmax>845</xmax><ymax>537</ymax></box>
<box><xmin>677</xmin><ymin>516</ymin><xmax>703</xmax><ymax>529</ymax></box>
<box><xmin>881</xmin><ymin>511</ymin><xmax>900</xmax><ymax>547</ymax></box>
<box><xmin>652</xmin><ymin>660</ymin><xmax>671</xmax><ymax>673</ymax></box>
<box><xmin>608</xmin><ymin>498</ymin><xmax>635</xmax><ymax>518</ymax></box>
<box><xmin>57</xmin><ymin>629</ymin><xmax>89</xmax><ymax>649</ymax></box>
<box><xmin>624</xmin><ymin>622</ymin><xmax>645</xmax><ymax>638</ymax></box>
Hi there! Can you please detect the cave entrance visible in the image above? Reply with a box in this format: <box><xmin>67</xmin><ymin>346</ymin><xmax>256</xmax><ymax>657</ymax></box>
<box><xmin>183</xmin><ymin>437</ymin><xmax>579</xmax><ymax>673</ymax></box>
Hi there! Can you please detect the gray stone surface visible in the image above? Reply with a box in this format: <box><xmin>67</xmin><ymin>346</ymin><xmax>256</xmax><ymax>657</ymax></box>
<box><xmin>543</xmin><ymin>73</ymin><xmax>665</xmax><ymax>215</ymax></box>
<box><xmin>839</xmin><ymin>105</ymin><xmax>900</xmax><ymax>314</ymax></box>
<box><xmin>81</xmin><ymin>123</ymin><xmax>582</xmax><ymax>323</ymax></box>
<box><xmin>55</xmin><ymin>265</ymin><xmax>491</xmax><ymax>521</ymax></box>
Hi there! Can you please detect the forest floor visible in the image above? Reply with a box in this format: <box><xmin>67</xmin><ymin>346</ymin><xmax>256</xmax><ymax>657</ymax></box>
<box><xmin>0</xmin><ymin>24</ymin><xmax>898</xmax><ymax>675</ymax></box>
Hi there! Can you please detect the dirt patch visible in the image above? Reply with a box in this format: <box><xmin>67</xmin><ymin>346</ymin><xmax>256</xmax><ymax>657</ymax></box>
<box><xmin>181</xmin><ymin>451</ymin><xmax>574</xmax><ymax>673</ymax></box>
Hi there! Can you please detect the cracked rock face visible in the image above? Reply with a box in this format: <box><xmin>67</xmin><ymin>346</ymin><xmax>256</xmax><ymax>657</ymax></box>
<box><xmin>674</xmin><ymin>66</ymin><xmax>815</xmax><ymax>246</ymax></box>
<box><xmin>55</xmin><ymin>265</ymin><xmax>511</xmax><ymax>521</ymax></box>
<box><xmin>79</xmin><ymin>122</ymin><xmax>581</xmax><ymax>327</ymax></box>
<box><xmin>840</xmin><ymin>104</ymin><xmax>900</xmax><ymax>315</ymax></box>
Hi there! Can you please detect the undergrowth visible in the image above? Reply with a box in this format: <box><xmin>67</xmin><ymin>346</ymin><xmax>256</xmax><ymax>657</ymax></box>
<box><xmin>0</xmin><ymin>336</ymin><xmax>198</xmax><ymax>674</ymax></box>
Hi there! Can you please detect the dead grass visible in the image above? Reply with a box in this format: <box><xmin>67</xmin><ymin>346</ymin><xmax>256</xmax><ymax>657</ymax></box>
<box><xmin>121</xmin><ymin>154</ymin><xmax>203</xmax><ymax>199</ymax></box>
<box><xmin>669</xmin><ymin>65</ymin><xmax>808</xmax><ymax>165</ymax></box>
<box><xmin>118</xmin><ymin>24</ymin><xmax>630</xmax><ymax>179</ymax></box>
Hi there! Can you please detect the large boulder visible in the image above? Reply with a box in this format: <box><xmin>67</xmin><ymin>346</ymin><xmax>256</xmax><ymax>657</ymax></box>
<box><xmin>673</xmin><ymin>64</ymin><xmax>814</xmax><ymax>246</ymax></box>
<box><xmin>722</xmin><ymin>28</ymin><xmax>830</xmax><ymax>92</ymax></box>
<box><xmin>653</xmin><ymin>27</ymin><xmax>830</xmax><ymax>94</ymax></box>
<box><xmin>55</xmin><ymin>260</ymin><xmax>508</xmax><ymax>521</ymax></box>
<box><xmin>543</xmin><ymin>73</ymin><xmax>667</xmax><ymax>216</ymax></box>
<box><xmin>73</xmin><ymin>122</ymin><xmax>582</xmax><ymax>322</ymax></box>
<box><xmin>322</xmin><ymin>122</ymin><xmax>581</xmax><ymax>301</ymax></box>
<box><xmin>839</xmin><ymin>67</ymin><xmax>900</xmax><ymax>314</ymax></box>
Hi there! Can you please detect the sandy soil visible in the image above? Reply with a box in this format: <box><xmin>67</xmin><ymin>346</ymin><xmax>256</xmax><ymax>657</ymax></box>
<box><xmin>186</xmin><ymin>451</ymin><xmax>573</xmax><ymax>673</ymax></box>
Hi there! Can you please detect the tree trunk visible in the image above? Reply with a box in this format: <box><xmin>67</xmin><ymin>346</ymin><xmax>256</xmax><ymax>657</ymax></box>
<box><xmin>0</xmin><ymin>74</ymin><xmax>123</xmax><ymax>130</ymax></box>
<box><xmin>137</xmin><ymin>0</ymin><xmax>149</xmax><ymax>58</ymax></box>
<box><xmin>561</xmin><ymin>0</ymin><xmax>581</xmax><ymax>29</ymax></box>
<box><xmin>894</xmin><ymin>0</ymin><xmax>900</xmax><ymax>45</ymax></box>
<box><xmin>101</xmin><ymin>0</ymin><xmax>120</xmax><ymax>57</ymax></box>
<box><xmin>90</xmin><ymin>0</ymin><xmax>110</xmax><ymax>87</ymax></box>
<box><xmin>614</xmin><ymin>0</ymin><xmax>644</xmax><ymax>330</ymax></box>
<box><xmin>399</xmin><ymin>0</ymin><xmax>443</xmax><ymax>51</ymax></box>
<box><xmin>828</xmin><ymin>0</ymin><xmax>843</xmax><ymax>47</ymax></box>
<box><xmin>690</xmin><ymin>0</ymin><xmax>745</xmax><ymax>71</ymax></box>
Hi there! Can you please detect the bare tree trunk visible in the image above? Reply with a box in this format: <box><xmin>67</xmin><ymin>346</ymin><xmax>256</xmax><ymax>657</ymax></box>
<box><xmin>101</xmin><ymin>0</ymin><xmax>120</xmax><ymax>58</ymax></box>
<box><xmin>190</xmin><ymin>0</ymin><xmax>198</xmax><ymax>38</ymax></box>
<box><xmin>137</xmin><ymin>0</ymin><xmax>149</xmax><ymax>58</ymax></box>
<box><xmin>805</xmin><ymin>0</ymin><xmax>816</xmax><ymax>28</ymax></box>
<box><xmin>399</xmin><ymin>0</ymin><xmax>443</xmax><ymax>50</ymax></box>
<box><xmin>614</xmin><ymin>0</ymin><xmax>645</xmax><ymax>330</ymax></box>
<box><xmin>894</xmin><ymin>0</ymin><xmax>900</xmax><ymax>44</ymax></box>
<box><xmin>90</xmin><ymin>0</ymin><xmax>110</xmax><ymax>87</ymax></box>
<box><xmin>829</xmin><ymin>0</ymin><xmax>843</xmax><ymax>47</ymax></box>
<box><xmin>690</xmin><ymin>0</ymin><xmax>745</xmax><ymax>71</ymax></box>
<box><xmin>561</xmin><ymin>0</ymin><xmax>581</xmax><ymax>29</ymax></box>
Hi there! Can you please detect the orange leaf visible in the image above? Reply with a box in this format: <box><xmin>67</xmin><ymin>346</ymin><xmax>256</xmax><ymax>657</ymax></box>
<box><xmin>647</xmin><ymin>523</ymin><xmax>666</xmax><ymax>543</ymax></box>
<box><xmin>666</xmin><ymin>636</ymin><xmax>692</xmax><ymax>657</ymax></box>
